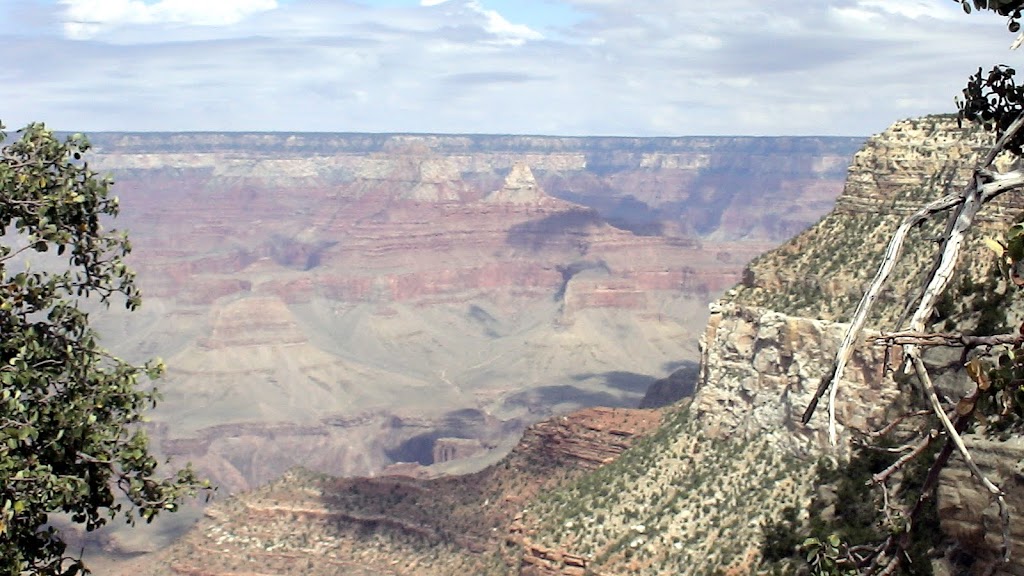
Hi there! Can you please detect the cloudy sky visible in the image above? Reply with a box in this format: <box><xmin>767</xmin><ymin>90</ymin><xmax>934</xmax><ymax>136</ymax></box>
<box><xmin>1</xmin><ymin>0</ymin><xmax>1022</xmax><ymax>136</ymax></box>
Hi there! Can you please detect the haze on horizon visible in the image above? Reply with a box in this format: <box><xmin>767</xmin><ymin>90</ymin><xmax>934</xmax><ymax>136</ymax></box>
<box><xmin>2</xmin><ymin>0</ymin><xmax>1022</xmax><ymax>137</ymax></box>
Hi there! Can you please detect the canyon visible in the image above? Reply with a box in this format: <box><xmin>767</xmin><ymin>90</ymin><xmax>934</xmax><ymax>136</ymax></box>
<box><xmin>74</xmin><ymin>132</ymin><xmax>859</xmax><ymax>559</ymax></box>
<box><xmin>123</xmin><ymin>116</ymin><xmax>1024</xmax><ymax>575</ymax></box>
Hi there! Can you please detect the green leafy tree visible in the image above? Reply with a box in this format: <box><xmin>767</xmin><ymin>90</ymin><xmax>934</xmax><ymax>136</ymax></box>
<box><xmin>0</xmin><ymin>123</ymin><xmax>209</xmax><ymax>576</ymax></box>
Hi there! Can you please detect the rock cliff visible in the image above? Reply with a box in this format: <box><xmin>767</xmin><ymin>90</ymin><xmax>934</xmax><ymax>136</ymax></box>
<box><xmin>76</xmin><ymin>130</ymin><xmax>860</xmax><ymax>567</ymax></box>
<box><xmin>694</xmin><ymin>302</ymin><xmax>904</xmax><ymax>450</ymax></box>
<box><xmin>92</xmin><ymin>118</ymin><xmax>1024</xmax><ymax>575</ymax></box>
<box><xmin>80</xmin><ymin>131</ymin><xmax>859</xmax><ymax>495</ymax></box>
<box><xmin>512</xmin><ymin>116</ymin><xmax>1024</xmax><ymax>574</ymax></box>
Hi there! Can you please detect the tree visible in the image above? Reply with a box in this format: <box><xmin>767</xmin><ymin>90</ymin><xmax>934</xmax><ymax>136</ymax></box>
<box><xmin>0</xmin><ymin>123</ymin><xmax>209</xmax><ymax>576</ymax></box>
<box><xmin>794</xmin><ymin>2</ymin><xmax>1024</xmax><ymax>573</ymax></box>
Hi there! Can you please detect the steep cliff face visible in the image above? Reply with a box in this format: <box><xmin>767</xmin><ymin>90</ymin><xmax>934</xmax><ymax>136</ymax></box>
<box><xmin>695</xmin><ymin>302</ymin><xmax>904</xmax><ymax>450</ymax></box>
<box><xmin>734</xmin><ymin>115</ymin><xmax>1024</xmax><ymax>324</ymax></box>
<box><xmin>707</xmin><ymin>118</ymin><xmax>1024</xmax><ymax>573</ymax></box>
<box><xmin>514</xmin><ymin>116</ymin><xmax>1024</xmax><ymax>575</ymax></box>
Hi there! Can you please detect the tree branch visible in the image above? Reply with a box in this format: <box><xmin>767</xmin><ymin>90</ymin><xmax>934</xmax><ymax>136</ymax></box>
<box><xmin>907</xmin><ymin>349</ymin><xmax>1011</xmax><ymax>563</ymax></box>
<box><xmin>801</xmin><ymin>192</ymin><xmax>964</xmax><ymax>433</ymax></box>
<box><xmin>870</xmin><ymin>429</ymin><xmax>937</xmax><ymax>486</ymax></box>
<box><xmin>803</xmin><ymin>112</ymin><xmax>1024</xmax><ymax>444</ymax></box>
<box><xmin>868</xmin><ymin>409</ymin><xmax>932</xmax><ymax>438</ymax></box>
<box><xmin>872</xmin><ymin>330</ymin><xmax>1024</xmax><ymax>348</ymax></box>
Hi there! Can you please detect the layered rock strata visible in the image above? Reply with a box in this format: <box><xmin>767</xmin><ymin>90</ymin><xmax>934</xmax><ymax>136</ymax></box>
<box><xmin>78</xmin><ymin>130</ymin><xmax>860</xmax><ymax>566</ymax></box>
<box><xmin>115</xmin><ymin>117</ymin><xmax>1024</xmax><ymax>575</ymax></box>
<box><xmin>132</xmin><ymin>408</ymin><xmax>662</xmax><ymax>576</ymax></box>
<box><xmin>80</xmin><ymin>131</ymin><xmax>859</xmax><ymax>496</ymax></box>
<box><xmin>698</xmin><ymin>116</ymin><xmax>1024</xmax><ymax>573</ymax></box>
<box><xmin>516</xmin><ymin>116</ymin><xmax>1024</xmax><ymax>575</ymax></box>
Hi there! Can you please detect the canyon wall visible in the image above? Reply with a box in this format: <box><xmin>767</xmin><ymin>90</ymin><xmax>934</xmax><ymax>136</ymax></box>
<box><xmin>485</xmin><ymin>116</ymin><xmax>1024</xmax><ymax>575</ymax></box>
<box><xmin>80</xmin><ymin>132</ymin><xmax>860</xmax><ymax>495</ymax></box>
<box><xmin>705</xmin><ymin>115</ymin><xmax>1024</xmax><ymax>575</ymax></box>
<box><xmin>96</xmin><ymin>118</ymin><xmax>1024</xmax><ymax>575</ymax></box>
<box><xmin>72</xmin><ymin>130</ymin><xmax>861</xmax><ymax>569</ymax></box>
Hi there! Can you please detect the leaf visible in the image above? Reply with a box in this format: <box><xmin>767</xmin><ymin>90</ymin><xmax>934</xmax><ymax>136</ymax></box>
<box><xmin>956</xmin><ymin>397</ymin><xmax>977</xmax><ymax>415</ymax></box>
<box><xmin>1008</xmin><ymin>223</ymin><xmax>1024</xmax><ymax>241</ymax></box>
<box><xmin>966</xmin><ymin>357</ymin><xmax>991</xmax><ymax>390</ymax></box>
<box><xmin>983</xmin><ymin>236</ymin><xmax>1006</xmax><ymax>257</ymax></box>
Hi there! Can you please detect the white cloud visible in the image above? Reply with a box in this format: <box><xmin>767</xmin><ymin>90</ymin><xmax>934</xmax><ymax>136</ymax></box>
<box><xmin>857</xmin><ymin>0</ymin><xmax>955</xmax><ymax>21</ymax></box>
<box><xmin>420</xmin><ymin>0</ymin><xmax>543</xmax><ymax>45</ymax></box>
<box><xmin>3</xmin><ymin>0</ymin><xmax>1022</xmax><ymax>136</ymax></box>
<box><xmin>60</xmin><ymin>0</ymin><xmax>278</xmax><ymax>39</ymax></box>
<box><xmin>472</xmin><ymin>2</ymin><xmax>543</xmax><ymax>44</ymax></box>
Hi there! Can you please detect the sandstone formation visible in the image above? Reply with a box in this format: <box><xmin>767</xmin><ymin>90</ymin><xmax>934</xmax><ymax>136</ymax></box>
<box><xmin>695</xmin><ymin>302</ymin><xmax>904</xmax><ymax>451</ymax></box>
<box><xmin>510</xmin><ymin>116</ymin><xmax>1024</xmax><ymax>574</ymax></box>
<box><xmin>484</xmin><ymin>162</ymin><xmax>550</xmax><ymax>205</ymax></box>
<box><xmin>715</xmin><ymin>116</ymin><xmax>1024</xmax><ymax>573</ymax></box>
<box><xmin>80</xmin><ymin>131</ymin><xmax>858</xmax><ymax>494</ymax></box>
<box><xmin>735</xmin><ymin>115</ymin><xmax>1024</xmax><ymax>324</ymax></box>
<box><xmin>75</xmin><ymin>131</ymin><xmax>859</xmax><ymax>566</ymax></box>
<box><xmin>938</xmin><ymin>436</ymin><xmax>1024</xmax><ymax>575</ymax></box>
<box><xmin>91</xmin><ymin>117</ymin><xmax>1024</xmax><ymax>576</ymax></box>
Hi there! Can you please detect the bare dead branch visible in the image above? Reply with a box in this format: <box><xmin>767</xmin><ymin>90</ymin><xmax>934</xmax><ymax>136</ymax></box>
<box><xmin>799</xmin><ymin>114</ymin><xmax>1024</xmax><ymax>575</ymax></box>
<box><xmin>806</xmin><ymin>112</ymin><xmax>1024</xmax><ymax>444</ymax></box>
<box><xmin>908</xmin><ymin>350</ymin><xmax>1011</xmax><ymax>562</ymax></box>
<box><xmin>870</xmin><ymin>429</ymin><xmax>938</xmax><ymax>486</ymax></box>
<box><xmin>872</xmin><ymin>331</ymin><xmax>1024</xmax><ymax>349</ymax></box>
<box><xmin>868</xmin><ymin>410</ymin><xmax>933</xmax><ymax>439</ymax></box>
<box><xmin>800</xmin><ymin>192</ymin><xmax>962</xmax><ymax>430</ymax></box>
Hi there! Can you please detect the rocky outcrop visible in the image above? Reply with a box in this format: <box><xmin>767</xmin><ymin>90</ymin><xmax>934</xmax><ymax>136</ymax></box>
<box><xmin>131</xmin><ymin>408</ymin><xmax>662</xmax><ymax>576</ymax></box>
<box><xmin>510</xmin><ymin>116</ymin><xmax>1024</xmax><ymax>575</ymax></box>
<box><xmin>518</xmin><ymin>407</ymin><xmax>663</xmax><ymax>470</ymax></box>
<box><xmin>734</xmin><ymin>115</ymin><xmax>1023</xmax><ymax>324</ymax></box>
<box><xmin>431</xmin><ymin>438</ymin><xmax>485</xmax><ymax>464</ymax></box>
<box><xmin>484</xmin><ymin>162</ymin><xmax>550</xmax><ymax>205</ymax></box>
<box><xmin>938</xmin><ymin>436</ymin><xmax>1024</xmax><ymax>575</ymax></box>
<box><xmin>517</xmin><ymin>537</ymin><xmax>592</xmax><ymax>576</ymax></box>
<box><xmin>695</xmin><ymin>302</ymin><xmax>904</xmax><ymax>451</ymax></box>
<box><xmin>698</xmin><ymin>116</ymin><xmax>1024</xmax><ymax>573</ymax></box>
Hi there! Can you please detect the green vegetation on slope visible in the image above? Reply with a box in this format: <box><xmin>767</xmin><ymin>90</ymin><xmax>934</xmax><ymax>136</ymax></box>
<box><xmin>521</xmin><ymin>405</ymin><xmax>811</xmax><ymax>574</ymax></box>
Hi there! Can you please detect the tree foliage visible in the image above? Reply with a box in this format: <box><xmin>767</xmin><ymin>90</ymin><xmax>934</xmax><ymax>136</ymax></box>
<box><xmin>956</xmin><ymin>0</ymin><xmax>1024</xmax><ymax>28</ymax></box>
<box><xmin>0</xmin><ymin>123</ymin><xmax>209</xmax><ymax>576</ymax></box>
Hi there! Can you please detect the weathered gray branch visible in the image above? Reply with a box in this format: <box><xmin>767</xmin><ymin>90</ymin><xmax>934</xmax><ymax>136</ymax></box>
<box><xmin>908</xmin><ymin>350</ymin><xmax>1011</xmax><ymax>563</ymax></box>
<box><xmin>870</xmin><ymin>428</ymin><xmax>937</xmax><ymax>485</ymax></box>
<box><xmin>872</xmin><ymin>330</ymin><xmax>1024</xmax><ymax>348</ymax></box>
<box><xmin>803</xmin><ymin>113</ymin><xmax>1024</xmax><ymax>441</ymax></box>
<box><xmin>801</xmin><ymin>114</ymin><xmax>1024</xmax><ymax>572</ymax></box>
<box><xmin>800</xmin><ymin>193</ymin><xmax>963</xmax><ymax>430</ymax></box>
